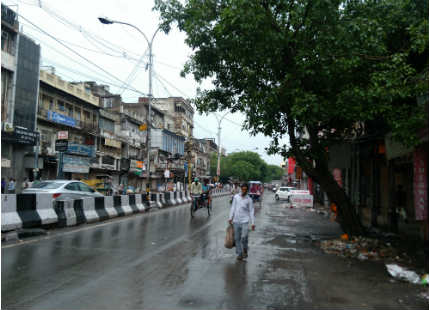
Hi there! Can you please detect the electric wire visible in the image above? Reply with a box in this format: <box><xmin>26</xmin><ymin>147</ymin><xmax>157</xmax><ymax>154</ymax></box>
<box><xmin>17</xmin><ymin>13</ymin><xmax>148</xmax><ymax>97</ymax></box>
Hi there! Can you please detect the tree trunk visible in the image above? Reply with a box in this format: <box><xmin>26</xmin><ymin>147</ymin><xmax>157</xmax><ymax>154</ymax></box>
<box><xmin>313</xmin><ymin>165</ymin><xmax>364</xmax><ymax>236</ymax></box>
<box><xmin>286</xmin><ymin>119</ymin><xmax>364</xmax><ymax>236</ymax></box>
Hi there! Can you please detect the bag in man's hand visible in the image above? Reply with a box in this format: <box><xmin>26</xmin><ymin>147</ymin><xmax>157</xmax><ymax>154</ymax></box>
<box><xmin>224</xmin><ymin>224</ymin><xmax>235</xmax><ymax>249</ymax></box>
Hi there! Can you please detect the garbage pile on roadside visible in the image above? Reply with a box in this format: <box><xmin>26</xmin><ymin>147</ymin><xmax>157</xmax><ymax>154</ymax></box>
<box><xmin>320</xmin><ymin>234</ymin><xmax>404</xmax><ymax>262</ymax></box>
<box><xmin>320</xmin><ymin>234</ymin><xmax>429</xmax><ymax>286</ymax></box>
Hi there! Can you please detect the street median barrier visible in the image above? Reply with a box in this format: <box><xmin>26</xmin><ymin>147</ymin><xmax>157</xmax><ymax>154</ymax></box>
<box><xmin>82</xmin><ymin>197</ymin><xmax>99</xmax><ymax>223</ymax></box>
<box><xmin>1</xmin><ymin>194</ymin><xmax>22</xmax><ymax>231</ymax></box>
<box><xmin>119</xmin><ymin>195</ymin><xmax>134</xmax><ymax>215</ymax></box>
<box><xmin>55</xmin><ymin>200</ymin><xmax>77</xmax><ymax>228</ymax></box>
<box><xmin>104</xmin><ymin>196</ymin><xmax>119</xmax><ymax>218</ymax></box>
<box><xmin>160</xmin><ymin>192</ymin><xmax>167</xmax><ymax>206</ymax></box>
<box><xmin>175</xmin><ymin>191</ymin><xmax>183</xmax><ymax>204</ymax></box>
<box><xmin>135</xmin><ymin>194</ymin><xmax>145</xmax><ymax>212</ymax></box>
<box><xmin>128</xmin><ymin>195</ymin><xmax>140</xmax><ymax>214</ymax></box>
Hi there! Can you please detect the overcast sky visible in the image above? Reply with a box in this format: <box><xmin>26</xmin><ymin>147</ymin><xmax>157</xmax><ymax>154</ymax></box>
<box><xmin>5</xmin><ymin>0</ymin><xmax>288</xmax><ymax>166</ymax></box>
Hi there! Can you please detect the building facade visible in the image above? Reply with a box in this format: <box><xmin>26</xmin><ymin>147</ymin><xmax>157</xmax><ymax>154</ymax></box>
<box><xmin>1</xmin><ymin>5</ymin><xmax>41</xmax><ymax>192</ymax></box>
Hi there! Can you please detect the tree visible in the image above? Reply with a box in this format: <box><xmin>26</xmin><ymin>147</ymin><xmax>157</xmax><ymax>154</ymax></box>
<box><xmin>156</xmin><ymin>0</ymin><xmax>428</xmax><ymax>235</ymax></box>
<box><xmin>266</xmin><ymin>165</ymin><xmax>285</xmax><ymax>182</ymax></box>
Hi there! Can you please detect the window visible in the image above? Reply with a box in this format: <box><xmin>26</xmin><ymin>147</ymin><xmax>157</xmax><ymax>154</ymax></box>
<box><xmin>66</xmin><ymin>104</ymin><xmax>73</xmax><ymax>117</ymax></box>
<box><xmin>84</xmin><ymin>110</ymin><xmax>90</xmax><ymax>121</ymax></box>
<box><xmin>78</xmin><ymin>182</ymin><xmax>94</xmax><ymax>193</ymax></box>
<box><xmin>65</xmin><ymin>182</ymin><xmax>80</xmax><ymax>191</ymax></box>
<box><xmin>75</xmin><ymin>107</ymin><xmax>81</xmax><ymax>120</ymax></box>
<box><xmin>57</xmin><ymin>100</ymin><xmax>65</xmax><ymax>112</ymax></box>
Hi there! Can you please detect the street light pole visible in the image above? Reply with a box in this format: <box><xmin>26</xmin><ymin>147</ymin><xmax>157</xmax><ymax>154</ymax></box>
<box><xmin>98</xmin><ymin>17</ymin><xmax>161</xmax><ymax>195</ymax></box>
<box><xmin>214</xmin><ymin>112</ymin><xmax>229</xmax><ymax>182</ymax></box>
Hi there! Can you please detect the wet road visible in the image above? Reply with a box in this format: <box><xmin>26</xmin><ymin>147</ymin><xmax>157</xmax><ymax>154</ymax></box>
<box><xmin>2</xmin><ymin>193</ymin><xmax>426</xmax><ymax>309</ymax></box>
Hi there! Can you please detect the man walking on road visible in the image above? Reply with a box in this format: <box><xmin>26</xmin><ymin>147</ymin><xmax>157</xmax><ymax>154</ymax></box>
<box><xmin>229</xmin><ymin>183</ymin><xmax>255</xmax><ymax>261</ymax></box>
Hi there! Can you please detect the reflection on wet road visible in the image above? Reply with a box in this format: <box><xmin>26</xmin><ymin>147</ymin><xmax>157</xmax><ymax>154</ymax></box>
<box><xmin>2</xmin><ymin>193</ymin><xmax>425</xmax><ymax>309</ymax></box>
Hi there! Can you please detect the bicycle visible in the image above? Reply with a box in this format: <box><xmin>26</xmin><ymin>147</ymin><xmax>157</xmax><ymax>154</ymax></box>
<box><xmin>190</xmin><ymin>193</ymin><xmax>211</xmax><ymax>217</ymax></box>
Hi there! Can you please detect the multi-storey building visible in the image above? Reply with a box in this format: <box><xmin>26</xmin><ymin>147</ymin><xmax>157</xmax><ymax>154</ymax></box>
<box><xmin>146</xmin><ymin>97</ymin><xmax>194</xmax><ymax>138</ymax></box>
<box><xmin>37</xmin><ymin>70</ymin><xmax>99</xmax><ymax>180</ymax></box>
<box><xmin>1</xmin><ymin>4</ymin><xmax>41</xmax><ymax>191</ymax></box>
<box><xmin>191</xmin><ymin>138</ymin><xmax>211</xmax><ymax>178</ymax></box>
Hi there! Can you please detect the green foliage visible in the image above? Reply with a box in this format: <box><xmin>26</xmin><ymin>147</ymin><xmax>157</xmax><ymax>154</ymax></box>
<box><xmin>155</xmin><ymin>0</ymin><xmax>428</xmax><ymax>156</ymax></box>
<box><xmin>208</xmin><ymin>151</ymin><xmax>284</xmax><ymax>183</ymax></box>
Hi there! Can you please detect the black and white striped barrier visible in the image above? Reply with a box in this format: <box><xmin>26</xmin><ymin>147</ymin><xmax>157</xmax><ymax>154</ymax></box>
<box><xmin>2</xmin><ymin>193</ymin><xmax>58</xmax><ymax>231</ymax></box>
<box><xmin>2</xmin><ymin>194</ymin><xmax>21</xmax><ymax>231</ymax></box>
<box><xmin>160</xmin><ymin>192</ymin><xmax>167</xmax><ymax>206</ymax></box>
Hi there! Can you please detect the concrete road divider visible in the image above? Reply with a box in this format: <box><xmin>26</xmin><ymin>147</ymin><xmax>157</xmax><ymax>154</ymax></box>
<box><xmin>104</xmin><ymin>196</ymin><xmax>119</xmax><ymax>218</ymax></box>
<box><xmin>120</xmin><ymin>195</ymin><xmax>134</xmax><ymax>215</ymax></box>
<box><xmin>2</xmin><ymin>194</ymin><xmax>22</xmax><ymax>231</ymax></box>
<box><xmin>135</xmin><ymin>194</ymin><xmax>145</xmax><ymax>212</ymax></box>
<box><xmin>55</xmin><ymin>200</ymin><xmax>77</xmax><ymax>228</ymax></box>
<box><xmin>73</xmin><ymin>199</ymin><xmax>86</xmax><ymax>225</ymax></box>
<box><xmin>170</xmin><ymin>192</ymin><xmax>177</xmax><ymax>205</ymax></box>
<box><xmin>113</xmin><ymin>195</ymin><xmax>125</xmax><ymax>216</ymax></box>
<box><xmin>2</xmin><ymin>190</ymin><xmax>229</xmax><ymax>233</ymax></box>
<box><xmin>94</xmin><ymin>197</ymin><xmax>110</xmax><ymax>221</ymax></box>
<box><xmin>82</xmin><ymin>197</ymin><xmax>99</xmax><ymax>223</ymax></box>
<box><xmin>164</xmin><ymin>192</ymin><xmax>172</xmax><ymax>207</ymax></box>
<box><xmin>160</xmin><ymin>192</ymin><xmax>167</xmax><ymax>207</ymax></box>
<box><xmin>141</xmin><ymin>194</ymin><xmax>150</xmax><ymax>209</ymax></box>
<box><xmin>175</xmin><ymin>192</ymin><xmax>183</xmax><ymax>204</ymax></box>
<box><xmin>128</xmin><ymin>195</ymin><xmax>139</xmax><ymax>214</ymax></box>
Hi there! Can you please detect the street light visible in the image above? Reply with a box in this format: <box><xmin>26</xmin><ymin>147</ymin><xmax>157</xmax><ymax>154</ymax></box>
<box><xmin>214</xmin><ymin>111</ymin><xmax>229</xmax><ymax>181</ymax></box>
<box><xmin>98</xmin><ymin>16</ymin><xmax>161</xmax><ymax>195</ymax></box>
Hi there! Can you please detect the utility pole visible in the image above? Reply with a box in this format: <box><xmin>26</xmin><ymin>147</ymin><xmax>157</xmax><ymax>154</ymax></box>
<box><xmin>214</xmin><ymin>112</ymin><xmax>229</xmax><ymax>182</ymax></box>
<box><xmin>98</xmin><ymin>17</ymin><xmax>161</xmax><ymax>197</ymax></box>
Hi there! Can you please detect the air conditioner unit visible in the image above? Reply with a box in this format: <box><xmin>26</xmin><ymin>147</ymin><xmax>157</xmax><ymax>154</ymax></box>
<box><xmin>2</xmin><ymin>122</ymin><xmax>14</xmax><ymax>132</ymax></box>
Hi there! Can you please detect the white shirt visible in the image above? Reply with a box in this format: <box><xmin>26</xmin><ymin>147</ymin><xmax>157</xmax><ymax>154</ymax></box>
<box><xmin>229</xmin><ymin>193</ymin><xmax>255</xmax><ymax>225</ymax></box>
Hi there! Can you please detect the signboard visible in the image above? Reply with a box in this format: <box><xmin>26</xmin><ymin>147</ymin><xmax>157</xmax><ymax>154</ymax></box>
<box><xmin>62</xmin><ymin>154</ymin><xmax>90</xmax><ymax>173</ymax></box>
<box><xmin>1</xmin><ymin>158</ymin><xmax>11</xmax><ymax>168</ymax></box>
<box><xmin>57</xmin><ymin>131</ymin><xmax>68</xmax><ymax>140</ymax></box>
<box><xmin>2</xmin><ymin>127</ymin><xmax>39</xmax><ymax>145</ymax></box>
<box><xmin>414</xmin><ymin>147</ymin><xmax>427</xmax><ymax>220</ymax></box>
<box><xmin>288</xmin><ymin>157</ymin><xmax>296</xmax><ymax>174</ymax></box>
<box><xmin>104</xmin><ymin>138</ymin><xmax>121</xmax><ymax>149</ymax></box>
<box><xmin>47</xmin><ymin>111</ymin><xmax>76</xmax><ymax>127</ymax></box>
<box><xmin>55</xmin><ymin>140</ymin><xmax>68</xmax><ymax>152</ymax></box>
<box><xmin>290</xmin><ymin>194</ymin><xmax>314</xmax><ymax>208</ymax></box>
<box><xmin>130</xmin><ymin>160</ymin><xmax>144</xmax><ymax>175</ymax></box>
<box><xmin>290</xmin><ymin>190</ymin><xmax>310</xmax><ymax>195</ymax></box>
<box><xmin>67</xmin><ymin>143</ymin><xmax>95</xmax><ymax>157</ymax></box>
<box><xmin>164</xmin><ymin>169</ymin><xmax>170</xmax><ymax>178</ymax></box>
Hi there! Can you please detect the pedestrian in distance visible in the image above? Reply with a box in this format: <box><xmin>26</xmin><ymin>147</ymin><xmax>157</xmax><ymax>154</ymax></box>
<box><xmin>22</xmin><ymin>178</ymin><xmax>30</xmax><ymax>190</ymax></box>
<box><xmin>228</xmin><ymin>183</ymin><xmax>255</xmax><ymax>261</ymax></box>
<box><xmin>1</xmin><ymin>177</ymin><xmax>6</xmax><ymax>194</ymax></box>
<box><xmin>8</xmin><ymin>178</ymin><xmax>16</xmax><ymax>194</ymax></box>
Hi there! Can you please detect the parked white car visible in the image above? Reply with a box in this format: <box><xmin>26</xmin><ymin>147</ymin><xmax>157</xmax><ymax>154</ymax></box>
<box><xmin>274</xmin><ymin>187</ymin><xmax>295</xmax><ymax>201</ymax></box>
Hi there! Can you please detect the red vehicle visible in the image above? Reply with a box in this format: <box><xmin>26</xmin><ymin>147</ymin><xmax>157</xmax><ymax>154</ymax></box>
<box><xmin>249</xmin><ymin>181</ymin><xmax>263</xmax><ymax>205</ymax></box>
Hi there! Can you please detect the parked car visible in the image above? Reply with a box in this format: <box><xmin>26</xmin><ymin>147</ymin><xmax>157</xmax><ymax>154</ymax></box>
<box><xmin>22</xmin><ymin>180</ymin><xmax>103</xmax><ymax>200</ymax></box>
<box><xmin>274</xmin><ymin>186</ymin><xmax>296</xmax><ymax>201</ymax></box>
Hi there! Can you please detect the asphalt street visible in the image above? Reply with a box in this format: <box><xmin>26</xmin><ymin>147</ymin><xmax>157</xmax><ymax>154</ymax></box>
<box><xmin>2</xmin><ymin>192</ymin><xmax>427</xmax><ymax>309</ymax></box>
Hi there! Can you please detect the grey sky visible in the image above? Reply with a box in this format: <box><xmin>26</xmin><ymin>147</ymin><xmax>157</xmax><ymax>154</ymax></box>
<box><xmin>5</xmin><ymin>0</ymin><xmax>288</xmax><ymax>166</ymax></box>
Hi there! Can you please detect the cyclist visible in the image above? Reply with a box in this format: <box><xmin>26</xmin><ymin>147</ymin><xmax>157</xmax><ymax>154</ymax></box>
<box><xmin>202</xmin><ymin>178</ymin><xmax>211</xmax><ymax>207</ymax></box>
<box><xmin>190</xmin><ymin>177</ymin><xmax>203</xmax><ymax>210</ymax></box>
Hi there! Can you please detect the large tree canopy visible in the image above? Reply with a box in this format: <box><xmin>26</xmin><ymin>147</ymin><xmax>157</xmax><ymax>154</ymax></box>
<box><xmin>156</xmin><ymin>0</ymin><xmax>428</xmax><ymax>234</ymax></box>
<box><xmin>209</xmin><ymin>151</ymin><xmax>285</xmax><ymax>182</ymax></box>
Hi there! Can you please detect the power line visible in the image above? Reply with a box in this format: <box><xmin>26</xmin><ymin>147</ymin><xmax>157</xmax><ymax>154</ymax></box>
<box><xmin>17</xmin><ymin>13</ymin><xmax>148</xmax><ymax>97</ymax></box>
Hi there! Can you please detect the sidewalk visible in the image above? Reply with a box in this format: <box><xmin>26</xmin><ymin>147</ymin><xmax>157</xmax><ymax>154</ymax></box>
<box><xmin>250</xmin><ymin>198</ymin><xmax>428</xmax><ymax>308</ymax></box>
